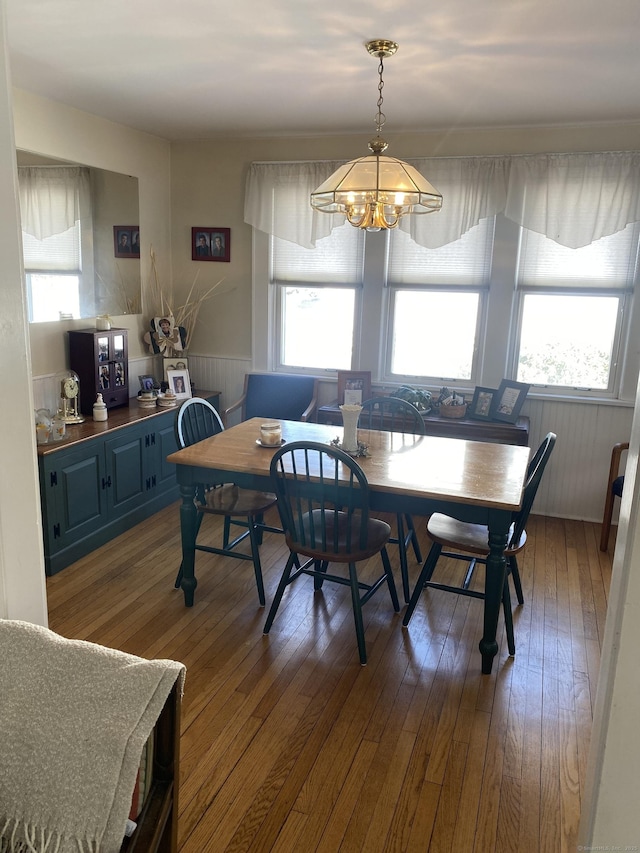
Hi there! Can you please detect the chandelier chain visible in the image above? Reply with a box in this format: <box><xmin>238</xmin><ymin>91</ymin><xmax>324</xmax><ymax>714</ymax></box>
<box><xmin>375</xmin><ymin>56</ymin><xmax>386</xmax><ymax>132</ymax></box>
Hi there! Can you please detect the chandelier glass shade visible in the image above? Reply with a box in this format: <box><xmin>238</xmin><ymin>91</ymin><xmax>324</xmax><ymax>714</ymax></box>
<box><xmin>310</xmin><ymin>152</ymin><xmax>443</xmax><ymax>230</ymax></box>
<box><xmin>310</xmin><ymin>39</ymin><xmax>443</xmax><ymax>231</ymax></box>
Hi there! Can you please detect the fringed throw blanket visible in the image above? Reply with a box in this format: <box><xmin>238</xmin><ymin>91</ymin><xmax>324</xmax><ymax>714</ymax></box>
<box><xmin>0</xmin><ymin>619</ymin><xmax>185</xmax><ymax>853</ymax></box>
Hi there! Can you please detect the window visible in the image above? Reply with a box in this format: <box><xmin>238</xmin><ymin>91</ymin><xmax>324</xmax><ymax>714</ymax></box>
<box><xmin>385</xmin><ymin>220</ymin><xmax>494</xmax><ymax>383</ymax></box>
<box><xmin>251</xmin><ymin>153</ymin><xmax>640</xmax><ymax>402</ymax></box>
<box><xmin>18</xmin><ymin>166</ymin><xmax>92</xmax><ymax>323</ymax></box>
<box><xmin>23</xmin><ymin>224</ymin><xmax>82</xmax><ymax>322</ymax></box>
<box><xmin>271</xmin><ymin>222</ymin><xmax>364</xmax><ymax>371</ymax></box>
<box><xmin>271</xmin><ymin>218</ymin><xmax>494</xmax><ymax>382</ymax></box>
<box><xmin>513</xmin><ymin>224</ymin><xmax>639</xmax><ymax>393</ymax></box>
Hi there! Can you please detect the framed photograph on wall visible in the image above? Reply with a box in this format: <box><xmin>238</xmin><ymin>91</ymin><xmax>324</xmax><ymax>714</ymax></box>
<box><xmin>337</xmin><ymin>370</ymin><xmax>371</xmax><ymax>406</ymax></box>
<box><xmin>167</xmin><ymin>368</ymin><xmax>192</xmax><ymax>399</ymax></box>
<box><xmin>113</xmin><ymin>225</ymin><xmax>140</xmax><ymax>258</ymax></box>
<box><xmin>491</xmin><ymin>379</ymin><xmax>530</xmax><ymax>423</ymax></box>
<box><xmin>191</xmin><ymin>227</ymin><xmax>230</xmax><ymax>262</ymax></box>
<box><xmin>469</xmin><ymin>386</ymin><xmax>497</xmax><ymax>421</ymax></box>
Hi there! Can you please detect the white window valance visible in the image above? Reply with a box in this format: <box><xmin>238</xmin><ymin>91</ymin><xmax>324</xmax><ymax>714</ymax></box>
<box><xmin>18</xmin><ymin>166</ymin><xmax>90</xmax><ymax>241</ymax></box>
<box><xmin>245</xmin><ymin>151</ymin><xmax>640</xmax><ymax>251</ymax></box>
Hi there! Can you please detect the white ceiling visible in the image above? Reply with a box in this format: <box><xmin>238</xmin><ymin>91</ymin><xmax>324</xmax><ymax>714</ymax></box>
<box><xmin>5</xmin><ymin>0</ymin><xmax>640</xmax><ymax>142</ymax></box>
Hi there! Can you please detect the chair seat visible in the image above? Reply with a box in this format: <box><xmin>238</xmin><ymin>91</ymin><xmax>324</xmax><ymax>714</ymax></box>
<box><xmin>288</xmin><ymin>510</ymin><xmax>391</xmax><ymax>563</ymax></box>
<box><xmin>427</xmin><ymin>514</ymin><xmax>526</xmax><ymax>556</ymax></box>
<box><xmin>613</xmin><ymin>475</ymin><xmax>624</xmax><ymax>498</ymax></box>
<box><xmin>200</xmin><ymin>484</ymin><xmax>276</xmax><ymax>516</ymax></box>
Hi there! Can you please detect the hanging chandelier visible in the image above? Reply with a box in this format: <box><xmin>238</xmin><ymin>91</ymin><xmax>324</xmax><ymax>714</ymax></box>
<box><xmin>310</xmin><ymin>39</ymin><xmax>443</xmax><ymax>231</ymax></box>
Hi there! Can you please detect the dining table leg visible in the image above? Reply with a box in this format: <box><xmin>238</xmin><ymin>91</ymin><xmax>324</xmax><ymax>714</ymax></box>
<box><xmin>480</xmin><ymin>511</ymin><xmax>511</xmax><ymax>674</ymax></box>
<box><xmin>178</xmin><ymin>483</ymin><xmax>198</xmax><ymax>607</ymax></box>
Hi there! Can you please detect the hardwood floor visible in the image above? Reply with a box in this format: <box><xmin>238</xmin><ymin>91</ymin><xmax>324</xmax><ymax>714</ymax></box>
<box><xmin>46</xmin><ymin>504</ymin><xmax>613</xmax><ymax>852</ymax></box>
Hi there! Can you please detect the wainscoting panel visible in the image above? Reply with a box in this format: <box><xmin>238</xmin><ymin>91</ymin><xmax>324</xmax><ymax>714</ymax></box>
<box><xmin>513</xmin><ymin>397</ymin><xmax>632</xmax><ymax>521</ymax></box>
<box><xmin>186</xmin><ymin>354</ymin><xmax>251</xmax><ymax>416</ymax></box>
<box><xmin>35</xmin><ymin>352</ymin><xmax>636</xmax><ymax>523</ymax></box>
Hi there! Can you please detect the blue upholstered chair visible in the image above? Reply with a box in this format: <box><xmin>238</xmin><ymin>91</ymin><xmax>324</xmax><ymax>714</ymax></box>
<box><xmin>223</xmin><ymin>373</ymin><xmax>318</xmax><ymax>425</ymax></box>
<box><xmin>600</xmin><ymin>442</ymin><xmax>628</xmax><ymax>551</ymax></box>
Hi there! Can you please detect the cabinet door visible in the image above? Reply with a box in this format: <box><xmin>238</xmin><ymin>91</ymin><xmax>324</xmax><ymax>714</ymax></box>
<box><xmin>104</xmin><ymin>428</ymin><xmax>147</xmax><ymax>516</ymax></box>
<box><xmin>155</xmin><ymin>417</ymin><xmax>180</xmax><ymax>495</ymax></box>
<box><xmin>44</xmin><ymin>444</ymin><xmax>106</xmax><ymax>554</ymax></box>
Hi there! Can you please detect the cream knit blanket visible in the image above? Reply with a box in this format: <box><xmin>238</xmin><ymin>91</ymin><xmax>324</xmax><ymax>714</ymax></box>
<box><xmin>0</xmin><ymin>620</ymin><xmax>185</xmax><ymax>853</ymax></box>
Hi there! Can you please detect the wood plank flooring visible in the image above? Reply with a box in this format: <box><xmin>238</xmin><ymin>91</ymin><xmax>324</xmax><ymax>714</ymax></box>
<box><xmin>46</xmin><ymin>504</ymin><xmax>613</xmax><ymax>852</ymax></box>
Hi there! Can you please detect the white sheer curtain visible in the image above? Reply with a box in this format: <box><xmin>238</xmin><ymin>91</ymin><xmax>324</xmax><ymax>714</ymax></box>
<box><xmin>505</xmin><ymin>152</ymin><xmax>640</xmax><ymax>248</ymax></box>
<box><xmin>245</xmin><ymin>152</ymin><xmax>640</xmax><ymax>251</ymax></box>
<box><xmin>401</xmin><ymin>156</ymin><xmax>509</xmax><ymax>249</ymax></box>
<box><xmin>244</xmin><ymin>161</ymin><xmax>348</xmax><ymax>249</ymax></box>
<box><xmin>18</xmin><ymin>166</ymin><xmax>90</xmax><ymax>240</ymax></box>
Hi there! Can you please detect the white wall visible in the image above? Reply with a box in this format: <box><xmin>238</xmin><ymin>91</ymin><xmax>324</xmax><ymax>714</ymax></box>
<box><xmin>0</xmin><ymin>1</ymin><xmax>47</xmax><ymax>623</ymax></box>
<box><xmin>0</xmin><ymin>52</ymin><xmax>172</xmax><ymax>622</ymax></box>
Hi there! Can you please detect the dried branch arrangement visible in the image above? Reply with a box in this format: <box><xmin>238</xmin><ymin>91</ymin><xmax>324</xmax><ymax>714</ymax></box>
<box><xmin>146</xmin><ymin>247</ymin><xmax>226</xmax><ymax>348</ymax></box>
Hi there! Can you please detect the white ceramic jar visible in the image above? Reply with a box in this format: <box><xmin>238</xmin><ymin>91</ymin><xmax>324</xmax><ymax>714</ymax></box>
<box><xmin>93</xmin><ymin>393</ymin><xmax>108</xmax><ymax>422</ymax></box>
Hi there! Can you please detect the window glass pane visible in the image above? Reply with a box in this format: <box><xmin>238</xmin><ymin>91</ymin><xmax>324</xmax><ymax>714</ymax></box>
<box><xmin>390</xmin><ymin>291</ymin><xmax>479</xmax><ymax>380</ymax></box>
<box><xmin>280</xmin><ymin>286</ymin><xmax>355</xmax><ymax>370</ymax></box>
<box><xmin>517</xmin><ymin>293</ymin><xmax>619</xmax><ymax>388</ymax></box>
<box><xmin>27</xmin><ymin>274</ymin><xmax>81</xmax><ymax>322</ymax></box>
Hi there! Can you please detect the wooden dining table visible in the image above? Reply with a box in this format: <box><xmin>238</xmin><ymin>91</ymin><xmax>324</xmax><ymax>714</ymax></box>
<box><xmin>167</xmin><ymin>417</ymin><xmax>531</xmax><ymax>674</ymax></box>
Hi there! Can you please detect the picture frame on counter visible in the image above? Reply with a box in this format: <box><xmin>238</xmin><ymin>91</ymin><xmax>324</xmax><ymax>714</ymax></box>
<box><xmin>469</xmin><ymin>386</ymin><xmax>496</xmax><ymax>421</ymax></box>
<box><xmin>337</xmin><ymin>370</ymin><xmax>371</xmax><ymax>406</ymax></box>
<box><xmin>167</xmin><ymin>368</ymin><xmax>192</xmax><ymax>399</ymax></box>
<box><xmin>491</xmin><ymin>379</ymin><xmax>530</xmax><ymax>423</ymax></box>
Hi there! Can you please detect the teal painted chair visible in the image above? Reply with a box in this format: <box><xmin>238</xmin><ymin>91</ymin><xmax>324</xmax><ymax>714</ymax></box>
<box><xmin>174</xmin><ymin>397</ymin><xmax>278</xmax><ymax>605</ymax></box>
<box><xmin>403</xmin><ymin>432</ymin><xmax>556</xmax><ymax>656</ymax></box>
<box><xmin>359</xmin><ymin>397</ymin><xmax>426</xmax><ymax>603</ymax></box>
<box><xmin>263</xmin><ymin>440</ymin><xmax>400</xmax><ymax>665</ymax></box>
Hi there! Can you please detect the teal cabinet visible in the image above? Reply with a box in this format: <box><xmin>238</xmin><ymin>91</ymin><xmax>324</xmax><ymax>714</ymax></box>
<box><xmin>37</xmin><ymin>395</ymin><xmax>220</xmax><ymax>576</ymax></box>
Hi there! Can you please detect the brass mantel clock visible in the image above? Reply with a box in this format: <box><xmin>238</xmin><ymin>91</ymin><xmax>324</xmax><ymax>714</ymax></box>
<box><xmin>57</xmin><ymin>370</ymin><xmax>85</xmax><ymax>424</ymax></box>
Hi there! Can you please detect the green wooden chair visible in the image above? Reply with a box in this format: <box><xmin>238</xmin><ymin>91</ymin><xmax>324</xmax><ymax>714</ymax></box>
<box><xmin>403</xmin><ymin>432</ymin><xmax>556</xmax><ymax>656</ymax></box>
<box><xmin>359</xmin><ymin>397</ymin><xmax>426</xmax><ymax>603</ymax></box>
<box><xmin>174</xmin><ymin>397</ymin><xmax>278</xmax><ymax>605</ymax></box>
<box><xmin>263</xmin><ymin>440</ymin><xmax>400</xmax><ymax>665</ymax></box>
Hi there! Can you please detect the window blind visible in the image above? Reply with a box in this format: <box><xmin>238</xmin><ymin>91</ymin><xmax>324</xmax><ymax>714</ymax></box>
<box><xmin>271</xmin><ymin>221</ymin><xmax>364</xmax><ymax>286</ymax></box>
<box><xmin>387</xmin><ymin>217</ymin><xmax>494</xmax><ymax>287</ymax></box>
<box><xmin>22</xmin><ymin>223</ymin><xmax>81</xmax><ymax>273</ymax></box>
<box><xmin>517</xmin><ymin>223</ymin><xmax>640</xmax><ymax>290</ymax></box>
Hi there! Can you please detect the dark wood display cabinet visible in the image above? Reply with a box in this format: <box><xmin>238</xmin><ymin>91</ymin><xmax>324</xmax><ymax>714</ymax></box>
<box><xmin>69</xmin><ymin>327</ymin><xmax>129</xmax><ymax>415</ymax></box>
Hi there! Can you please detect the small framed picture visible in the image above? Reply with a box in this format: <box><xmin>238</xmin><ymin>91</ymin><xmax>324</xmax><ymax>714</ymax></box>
<box><xmin>167</xmin><ymin>368</ymin><xmax>192</xmax><ymax>399</ymax></box>
<box><xmin>138</xmin><ymin>374</ymin><xmax>155</xmax><ymax>392</ymax></box>
<box><xmin>163</xmin><ymin>357</ymin><xmax>189</xmax><ymax>382</ymax></box>
<box><xmin>337</xmin><ymin>370</ymin><xmax>371</xmax><ymax>406</ymax></box>
<box><xmin>191</xmin><ymin>227</ymin><xmax>230</xmax><ymax>262</ymax></box>
<box><xmin>469</xmin><ymin>386</ymin><xmax>497</xmax><ymax>421</ymax></box>
<box><xmin>113</xmin><ymin>226</ymin><xmax>140</xmax><ymax>258</ymax></box>
<box><xmin>491</xmin><ymin>379</ymin><xmax>530</xmax><ymax>423</ymax></box>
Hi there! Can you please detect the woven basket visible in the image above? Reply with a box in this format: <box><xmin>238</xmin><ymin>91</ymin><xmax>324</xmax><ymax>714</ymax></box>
<box><xmin>439</xmin><ymin>403</ymin><xmax>467</xmax><ymax>419</ymax></box>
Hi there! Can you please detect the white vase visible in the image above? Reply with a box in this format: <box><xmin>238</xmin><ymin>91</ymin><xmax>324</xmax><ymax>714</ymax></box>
<box><xmin>339</xmin><ymin>404</ymin><xmax>362</xmax><ymax>453</ymax></box>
